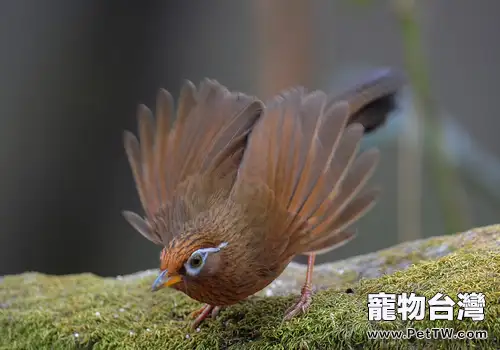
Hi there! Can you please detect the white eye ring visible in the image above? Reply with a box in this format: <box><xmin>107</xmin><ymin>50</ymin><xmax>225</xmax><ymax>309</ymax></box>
<box><xmin>184</xmin><ymin>242</ymin><xmax>228</xmax><ymax>277</ymax></box>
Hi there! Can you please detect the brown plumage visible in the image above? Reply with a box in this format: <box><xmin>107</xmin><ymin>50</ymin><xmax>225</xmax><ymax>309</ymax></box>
<box><xmin>122</xmin><ymin>70</ymin><xmax>404</xmax><ymax>328</ymax></box>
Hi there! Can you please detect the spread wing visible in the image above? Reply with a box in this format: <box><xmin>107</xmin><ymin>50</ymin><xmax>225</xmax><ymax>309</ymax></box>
<box><xmin>123</xmin><ymin>79</ymin><xmax>264</xmax><ymax>245</ymax></box>
<box><xmin>235</xmin><ymin>69</ymin><xmax>403</xmax><ymax>258</ymax></box>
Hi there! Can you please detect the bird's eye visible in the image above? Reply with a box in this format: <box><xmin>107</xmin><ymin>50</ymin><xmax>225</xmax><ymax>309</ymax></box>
<box><xmin>184</xmin><ymin>252</ymin><xmax>206</xmax><ymax>276</ymax></box>
<box><xmin>189</xmin><ymin>253</ymin><xmax>203</xmax><ymax>269</ymax></box>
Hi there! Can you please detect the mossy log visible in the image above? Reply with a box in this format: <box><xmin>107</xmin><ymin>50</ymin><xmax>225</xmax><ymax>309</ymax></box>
<box><xmin>1</xmin><ymin>225</ymin><xmax>499</xmax><ymax>349</ymax></box>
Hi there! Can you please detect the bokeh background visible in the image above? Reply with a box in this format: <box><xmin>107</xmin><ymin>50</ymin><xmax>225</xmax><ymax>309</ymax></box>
<box><xmin>1</xmin><ymin>0</ymin><xmax>499</xmax><ymax>277</ymax></box>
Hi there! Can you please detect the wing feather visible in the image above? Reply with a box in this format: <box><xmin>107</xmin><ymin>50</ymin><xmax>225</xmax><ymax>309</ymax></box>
<box><xmin>123</xmin><ymin>79</ymin><xmax>263</xmax><ymax>244</ymax></box>
<box><xmin>237</xmin><ymin>69</ymin><xmax>404</xmax><ymax>257</ymax></box>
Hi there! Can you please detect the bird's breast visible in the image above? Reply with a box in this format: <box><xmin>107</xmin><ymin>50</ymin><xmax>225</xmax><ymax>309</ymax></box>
<box><xmin>176</xmin><ymin>257</ymin><xmax>292</xmax><ymax>305</ymax></box>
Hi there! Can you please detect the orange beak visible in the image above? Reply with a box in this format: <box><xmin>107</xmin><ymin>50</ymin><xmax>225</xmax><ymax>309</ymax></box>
<box><xmin>151</xmin><ymin>270</ymin><xmax>182</xmax><ymax>292</ymax></box>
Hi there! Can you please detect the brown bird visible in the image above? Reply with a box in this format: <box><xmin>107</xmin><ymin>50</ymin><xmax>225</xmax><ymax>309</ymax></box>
<box><xmin>122</xmin><ymin>69</ymin><xmax>404</xmax><ymax>329</ymax></box>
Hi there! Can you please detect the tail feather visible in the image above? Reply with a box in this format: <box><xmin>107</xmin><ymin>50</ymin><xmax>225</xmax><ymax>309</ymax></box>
<box><xmin>333</xmin><ymin>67</ymin><xmax>405</xmax><ymax>133</ymax></box>
<box><xmin>123</xmin><ymin>79</ymin><xmax>264</xmax><ymax>244</ymax></box>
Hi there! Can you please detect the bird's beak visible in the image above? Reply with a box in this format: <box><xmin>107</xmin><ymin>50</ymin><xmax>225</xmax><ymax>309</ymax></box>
<box><xmin>151</xmin><ymin>270</ymin><xmax>182</xmax><ymax>292</ymax></box>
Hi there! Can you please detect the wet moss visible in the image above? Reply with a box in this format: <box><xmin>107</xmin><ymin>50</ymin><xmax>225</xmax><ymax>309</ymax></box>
<box><xmin>1</xmin><ymin>225</ymin><xmax>499</xmax><ymax>349</ymax></box>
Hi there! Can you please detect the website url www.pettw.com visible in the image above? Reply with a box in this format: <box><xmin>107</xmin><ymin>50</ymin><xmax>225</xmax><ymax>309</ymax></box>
<box><xmin>367</xmin><ymin>328</ymin><xmax>488</xmax><ymax>340</ymax></box>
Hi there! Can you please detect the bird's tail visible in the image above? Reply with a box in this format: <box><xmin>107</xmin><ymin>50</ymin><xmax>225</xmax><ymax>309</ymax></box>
<box><xmin>235</xmin><ymin>69</ymin><xmax>403</xmax><ymax>257</ymax></box>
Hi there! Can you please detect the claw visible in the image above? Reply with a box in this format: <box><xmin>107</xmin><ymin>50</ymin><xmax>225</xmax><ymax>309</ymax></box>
<box><xmin>189</xmin><ymin>304</ymin><xmax>209</xmax><ymax>319</ymax></box>
<box><xmin>283</xmin><ymin>285</ymin><xmax>313</xmax><ymax>321</ymax></box>
<box><xmin>188</xmin><ymin>304</ymin><xmax>222</xmax><ymax>329</ymax></box>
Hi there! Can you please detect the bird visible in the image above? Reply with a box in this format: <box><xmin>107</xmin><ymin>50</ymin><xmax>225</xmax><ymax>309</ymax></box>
<box><xmin>122</xmin><ymin>69</ymin><xmax>404</xmax><ymax>329</ymax></box>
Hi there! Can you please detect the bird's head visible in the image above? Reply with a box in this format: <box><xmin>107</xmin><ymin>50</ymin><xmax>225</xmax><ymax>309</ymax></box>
<box><xmin>151</xmin><ymin>240</ymin><xmax>229</xmax><ymax>293</ymax></box>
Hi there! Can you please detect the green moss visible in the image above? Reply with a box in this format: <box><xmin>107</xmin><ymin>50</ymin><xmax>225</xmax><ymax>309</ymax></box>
<box><xmin>1</xmin><ymin>226</ymin><xmax>499</xmax><ymax>349</ymax></box>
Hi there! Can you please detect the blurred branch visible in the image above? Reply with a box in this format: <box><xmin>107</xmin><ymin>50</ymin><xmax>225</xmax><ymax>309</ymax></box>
<box><xmin>253</xmin><ymin>0</ymin><xmax>314</xmax><ymax>99</ymax></box>
<box><xmin>391</xmin><ymin>0</ymin><xmax>470</xmax><ymax>234</ymax></box>
<box><xmin>397</xmin><ymin>87</ymin><xmax>423</xmax><ymax>242</ymax></box>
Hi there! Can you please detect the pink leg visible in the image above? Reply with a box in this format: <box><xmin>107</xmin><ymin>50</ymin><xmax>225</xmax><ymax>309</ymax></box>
<box><xmin>283</xmin><ymin>253</ymin><xmax>315</xmax><ymax>320</ymax></box>
<box><xmin>189</xmin><ymin>304</ymin><xmax>222</xmax><ymax>329</ymax></box>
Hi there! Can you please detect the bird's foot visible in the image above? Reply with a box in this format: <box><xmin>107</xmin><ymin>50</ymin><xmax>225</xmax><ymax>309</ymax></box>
<box><xmin>283</xmin><ymin>285</ymin><xmax>313</xmax><ymax>321</ymax></box>
<box><xmin>188</xmin><ymin>304</ymin><xmax>222</xmax><ymax>329</ymax></box>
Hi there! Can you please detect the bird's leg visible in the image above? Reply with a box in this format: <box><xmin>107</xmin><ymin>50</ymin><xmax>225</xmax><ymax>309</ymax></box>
<box><xmin>283</xmin><ymin>253</ymin><xmax>315</xmax><ymax>321</ymax></box>
<box><xmin>188</xmin><ymin>304</ymin><xmax>222</xmax><ymax>329</ymax></box>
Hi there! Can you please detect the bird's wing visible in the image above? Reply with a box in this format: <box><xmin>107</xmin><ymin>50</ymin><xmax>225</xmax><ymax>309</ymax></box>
<box><xmin>123</xmin><ymin>79</ymin><xmax>264</xmax><ymax>245</ymax></box>
<box><xmin>235</xmin><ymin>70</ymin><xmax>403</xmax><ymax>258</ymax></box>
